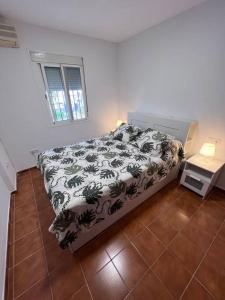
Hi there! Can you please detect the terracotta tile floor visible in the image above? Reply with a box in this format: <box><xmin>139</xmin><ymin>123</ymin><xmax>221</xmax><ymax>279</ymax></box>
<box><xmin>5</xmin><ymin>168</ymin><xmax>225</xmax><ymax>300</ymax></box>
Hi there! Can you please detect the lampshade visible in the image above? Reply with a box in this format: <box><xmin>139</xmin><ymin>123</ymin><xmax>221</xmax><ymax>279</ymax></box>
<box><xmin>116</xmin><ymin>119</ymin><xmax>123</xmax><ymax>127</ymax></box>
<box><xmin>199</xmin><ymin>143</ymin><xmax>216</xmax><ymax>157</ymax></box>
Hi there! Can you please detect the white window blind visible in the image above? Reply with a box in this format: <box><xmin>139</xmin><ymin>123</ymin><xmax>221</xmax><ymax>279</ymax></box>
<box><xmin>30</xmin><ymin>51</ymin><xmax>87</xmax><ymax>124</ymax></box>
<box><xmin>44</xmin><ymin>66</ymin><xmax>69</xmax><ymax>122</ymax></box>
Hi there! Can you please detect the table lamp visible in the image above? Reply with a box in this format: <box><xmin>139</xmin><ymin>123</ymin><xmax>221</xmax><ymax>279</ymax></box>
<box><xmin>199</xmin><ymin>142</ymin><xmax>216</xmax><ymax>157</ymax></box>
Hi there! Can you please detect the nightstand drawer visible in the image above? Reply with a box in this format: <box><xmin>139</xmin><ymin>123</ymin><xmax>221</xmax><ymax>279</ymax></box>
<box><xmin>180</xmin><ymin>170</ymin><xmax>210</xmax><ymax>196</ymax></box>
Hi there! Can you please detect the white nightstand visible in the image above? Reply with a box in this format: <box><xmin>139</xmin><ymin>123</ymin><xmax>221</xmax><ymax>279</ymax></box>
<box><xmin>180</xmin><ymin>154</ymin><xmax>224</xmax><ymax>198</ymax></box>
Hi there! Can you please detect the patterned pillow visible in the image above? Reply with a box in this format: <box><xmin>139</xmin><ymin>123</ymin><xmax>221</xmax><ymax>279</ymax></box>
<box><xmin>134</xmin><ymin>129</ymin><xmax>175</xmax><ymax>156</ymax></box>
<box><xmin>112</xmin><ymin>123</ymin><xmax>142</xmax><ymax>142</ymax></box>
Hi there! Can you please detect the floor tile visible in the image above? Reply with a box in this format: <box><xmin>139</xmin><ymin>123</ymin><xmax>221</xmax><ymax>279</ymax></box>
<box><xmin>15</xmin><ymin>212</ymin><xmax>39</xmax><ymax>241</ymax></box>
<box><xmin>119</xmin><ymin>214</ymin><xmax>144</xmax><ymax>240</ymax></box>
<box><xmin>201</xmin><ymin>200</ymin><xmax>225</xmax><ymax>222</ymax></box>
<box><xmin>162</xmin><ymin>206</ymin><xmax>190</xmax><ymax>231</ymax></box>
<box><xmin>16</xmin><ymin>277</ymin><xmax>52</xmax><ymax>300</ymax></box>
<box><xmin>8</xmin><ymin>171</ymin><xmax>225</xmax><ymax>300</ymax></box>
<box><xmin>33</xmin><ymin>179</ymin><xmax>46</xmax><ymax>195</ymax></box>
<box><xmin>196</xmin><ymin>253</ymin><xmax>225</xmax><ymax>300</ymax></box>
<box><xmin>113</xmin><ymin>245</ymin><xmax>148</xmax><ymax>290</ymax></box>
<box><xmin>148</xmin><ymin>213</ymin><xmax>178</xmax><ymax>246</ymax></box>
<box><xmin>78</xmin><ymin>237</ymin><xmax>111</xmax><ymax>279</ymax></box>
<box><xmin>17</xmin><ymin>171</ymin><xmax>30</xmax><ymax>179</ymax></box>
<box><xmin>16</xmin><ymin>177</ymin><xmax>32</xmax><ymax>190</ymax></box>
<box><xmin>181</xmin><ymin>219</ymin><xmax>213</xmax><ymax>251</ymax></box>
<box><xmin>136</xmin><ymin>195</ymin><xmax>170</xmax><ymax>226</ymax></box>
<box><xmin>50</xmin><ymin>257</ymin><xmax>84</xmax><ymax>300</ymax></box>
<box><xmin>173</xmin><ymin>191</ymin><xmax>202</xmax><ymax>217</ymax></box>
<box><xmin>162</xmin><ymin>181</ymin><xmax>187</xmax><ymax>199</ymax></box>
<box><xmin>218</xmin><ymin>222</ymin><xmax>225</xmax><ymax>242</ymax></box>
<box><xmin>14</xmin><ymin>249</ymin><xmax>48</xmax><ymax>297</ymax></box>
<box><xmin>36</xmin><ymin>196</ymin><xmax>51</xmax><ymax>212</ymax></box>
<box><xmin>8</xmin><ymin>245</ymin><xmax>13</xmax><ymax>268</ymax></box>
<box><xmin>38</xmin><ymin>205</ymin><xmax>55</xmax><ymax>229</ymax></box>
<box><xmin>100</xmin><ymin>224</ymin><xmax>130</xmax><ymax>259</ymax></box>
<box><xmin>132</xmin><ymin>270</ymin><xmax>173</xmax><ymax>300</ymax></box>
<box><xmin>152</xmin><ymin>250</ymin><xmax>191</xmax><ymax>299</ymax></box>
<box><xmin>88</xmin><ymin>261</ymin><xmax>128</xmax><ymax>300</ymax></box>
<box><xmin>190</xmin><ymin>208</ymin><xmax>221</xmax><ymax>236</ymax></box>
<box><xmin>45</xmin><ymin>239</ymin><xmax>76</xmax><ymax>273</ymax></box>
<box><xmin>207</xmin><ymin>188</ymin><xmax>225</xmax><ymax>208</ymax></box>
<box><xmin>8</xmin><ymin>223</ymin><xmax>14</xmax><ymax>245</ymax></box>
<box><xmin>42</xmin><ymin>227</ymin><xmax>56</xmax><ymax>247</ymax></box>
<box><xmin>15</xmin><ymin>191</ymin><xmax>35</xmax><ymax>209</ymax></box>
<box><xmin>30</xmin><ymin>168</ymin><xmax>42</xmax><ymax>179</ymax></box>
<box><xmin>70</xmin><ymin>286</ymin><xmax>92</xmax><ymax>300</ymax></box>
<box><xmin>15</xmin><ymin>201</ymin><xmax>37</xmax><ymax>223</ymax></box>
<box><xmin>124</xmin><ymin>294</ymin><xmax>135</xmax><ymax>300</ymax></box>
<box><xmin>17</xmin><ymin>180</ymin><xmax>33</xmax><ymax>194</ymax></box>
<box><xmin>132</xmin><ymin>228</ymin><xmax>165</xmax><ymax>266</ymax></box>
<box><xmin>181</xmin><ymin>279</ymin><xmax>213</xmax><ymax>300</ymax></box>
<box><xmin>14</xmin><ymin>229</ymin><xmax>43</xmax><ymax>265</ymax></box>
<box><xmin>168</xmin><ymin>233</ymin><xmax>204</xmax><ymax>273</ymax></box>
<box><xmin>7</xmin><ymin>268</ymin><xmax>14</xmax><ymax>300</ymax></box>
<box><xmin>207</xmin><ymin>236</ymin><xmax>225</xmax><ymax>265</ymax></box>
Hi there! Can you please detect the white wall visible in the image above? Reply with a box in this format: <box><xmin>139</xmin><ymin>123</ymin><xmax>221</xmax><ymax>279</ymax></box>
<box><xmin>0</xmin><ymin>21</ymin><xmax>118</xmax><ymax>171</ymax></box>
<box><xmin>0</xmin><ymin>175</ymin><xmax>10</xmax><ymax>300</ymax></box>
<box><xmin>118</xmin><ymin>0</ymin><xmax>225</xmax><ymax>189</ymax></box>
<box><xmin>0</xmin><ymin>140</ymin><xmax>14</xmax><ymax>300</ymax></box>
<box><xmin>1</xmin><ymin>1</ymin><xmax>225</xmax><ymax>189</ymax></box>
<box><xmin>0</xmin><ymin>139</ymin><xmax>17</xmax><ymax>192</ymax></box>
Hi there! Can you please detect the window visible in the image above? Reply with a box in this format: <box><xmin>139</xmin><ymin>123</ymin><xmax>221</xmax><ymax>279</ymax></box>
<box><xmin>30</xmin><ymin>51</ymin><xmax>88</xmax><ymax>124</ymax></box>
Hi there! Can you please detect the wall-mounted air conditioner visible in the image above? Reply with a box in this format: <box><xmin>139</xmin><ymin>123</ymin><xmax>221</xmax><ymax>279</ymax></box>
<box><xmin>0</xmin><ymin>23</ymin><xmax>19</xmax><ymax>48</ymax></box>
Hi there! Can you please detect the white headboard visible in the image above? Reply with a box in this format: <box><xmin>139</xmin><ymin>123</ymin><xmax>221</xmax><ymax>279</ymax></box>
<box><xmin>128</xmin><ymin>112</ymin><xmax>198</xmax><ymax>158</ymax></box>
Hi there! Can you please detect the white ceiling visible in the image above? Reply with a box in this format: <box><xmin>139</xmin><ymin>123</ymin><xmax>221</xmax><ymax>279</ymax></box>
<box><xmin>0</xmin><ymin>0</ymin><xmax>207</xmax><ymax>42</ymax></box>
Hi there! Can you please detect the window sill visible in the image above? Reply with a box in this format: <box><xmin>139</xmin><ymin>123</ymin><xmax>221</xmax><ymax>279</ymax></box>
<box><xmin>48</xmin><ymin>117</ymin><xmax>88</xmax><ymax>128</ymax></box>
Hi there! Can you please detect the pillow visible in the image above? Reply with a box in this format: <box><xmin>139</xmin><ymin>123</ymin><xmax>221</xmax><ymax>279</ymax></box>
<box><xmin>142</xmin><ymin>128</ymin><xmax>175</xmax><ymax>141</ymax></box>
<box><xmin>112</xmin><ymin>123</ymin><xmax>142</xmax><ymax>142</ymax></box>
<box><xmin>133</xmin><ymin>129</ymin><xmax>175</xmax><ymax>156</ymax></box>
<box><xmin>161</xmin><ymin>139</ymin><xmax>184</xmax><ymax>161</ymax></box>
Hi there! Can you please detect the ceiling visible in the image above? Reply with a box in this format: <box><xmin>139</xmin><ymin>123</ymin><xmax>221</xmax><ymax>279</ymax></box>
<box><xmin>0</xmin><ymin>0</ymin><xmax>207</xmax><ymax>42</ymax></box>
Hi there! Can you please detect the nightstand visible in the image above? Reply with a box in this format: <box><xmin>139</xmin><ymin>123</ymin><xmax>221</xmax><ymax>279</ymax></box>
<box><xmin>180</xmin><ymin>154</ymin><xmax>224</xmax><ymax>198</ymax></box>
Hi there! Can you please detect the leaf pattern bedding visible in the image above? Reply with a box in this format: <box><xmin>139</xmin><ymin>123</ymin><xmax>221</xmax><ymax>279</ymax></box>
<box><xmin>38</xmin><ymin>132</ymin><xmax>183</xmax><ymax>249</ymax></box>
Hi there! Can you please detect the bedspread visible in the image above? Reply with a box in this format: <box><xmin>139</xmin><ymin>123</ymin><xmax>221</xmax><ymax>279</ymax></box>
<box><xmin>38</xmin><ymin>134</ymin><xmax>183</xmax><ymax>248</ymax></box>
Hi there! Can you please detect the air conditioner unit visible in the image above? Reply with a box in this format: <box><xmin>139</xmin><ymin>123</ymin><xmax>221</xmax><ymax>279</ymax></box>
<box><xmin>0</xmin><ymin>23</ymin><xmax>19</xmax><ymax>48</ymax></box>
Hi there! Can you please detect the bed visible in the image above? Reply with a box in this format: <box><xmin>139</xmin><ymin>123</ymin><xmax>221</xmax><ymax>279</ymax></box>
<box><xmin>38</xmin><ymin>112</ymin><xmax>197</xmax><ymax>252</ymax></box>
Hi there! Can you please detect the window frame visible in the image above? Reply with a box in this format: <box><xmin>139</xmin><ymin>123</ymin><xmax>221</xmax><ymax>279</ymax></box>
<box><xmin>40</xmin><ymin>62</ymin><xmax>88</xmax><ymax>125</ymax></box>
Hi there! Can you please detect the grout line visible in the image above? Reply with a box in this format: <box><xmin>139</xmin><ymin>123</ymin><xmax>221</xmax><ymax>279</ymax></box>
<box><xmin>123</xmin><ymin>267</ymin><xmax>150</xmax><ymax>298</ymax></box>
<box><xmin>143</xmin><ymin>200</ymin><xmax>207</xmax><ymax>299</ymax></box>
<box><xmin>29</xmin><ymin>170</ymin><xmax>54</xmax><ymax>300</ymax></box>
<box><xmin>108</xmin><ymin>187</ymin><xmax>204</xmax><ymax>299</ymax></box>
<box><xmin>195</xmin><ymin>277</ymin><xmax>217</xmax><ymax>300</ymax></box>
<box><xmin>79</xmin><ymin>263</ymin><xmax>94</xmax><ymax>300</ymax></box>
<box><xmin>112</xmin><ymin>250</ymin><xmax>151</xmax><ymax>299</ymax></box>
<box><xmin>14</xmin><ymin>223</ymin><xmax>40</xmax><ymax>244</ymax></box>
<box><xmin>12</xmin><ymin>227</ymin><xmax>41</xmax><ymax>244</ymax></box>
<box><xmin>178</xmin><ymin>218</ymin><xmax>225</xmax><ymax>300</ymax></box>
<box><xmin>14</xmin><ymin>275</ymin><xmax>48</xmax><ymax>300</ymax></box>
<box><xmin>70</xmin><ymin>283</ymin><xmax>90</xmax><ymax>299</ymax></box>
<box><xmin>13</xmin><ymin>246</ymin><xmax>45</xmax><ymax>268</ymax></box>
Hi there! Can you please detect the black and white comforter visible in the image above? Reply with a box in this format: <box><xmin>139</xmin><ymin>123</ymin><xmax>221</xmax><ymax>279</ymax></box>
<box><xmin>38</xmin><ymin>134</ymin><xmax>183</xmax><ymax>249</ymax></box>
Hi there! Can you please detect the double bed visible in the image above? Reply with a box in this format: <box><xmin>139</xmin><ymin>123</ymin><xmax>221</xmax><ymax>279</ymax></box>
<box><xmin>38</xmin><ymin>112</ymin><xmax>197</xmax><ymax>252</ymax></box>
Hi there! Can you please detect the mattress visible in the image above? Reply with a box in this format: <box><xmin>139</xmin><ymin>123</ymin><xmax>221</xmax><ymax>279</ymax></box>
<box><xmin>38</xmin><ymin>133</ymin><xmax>183</xmax><ymax>249</ymax></box>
